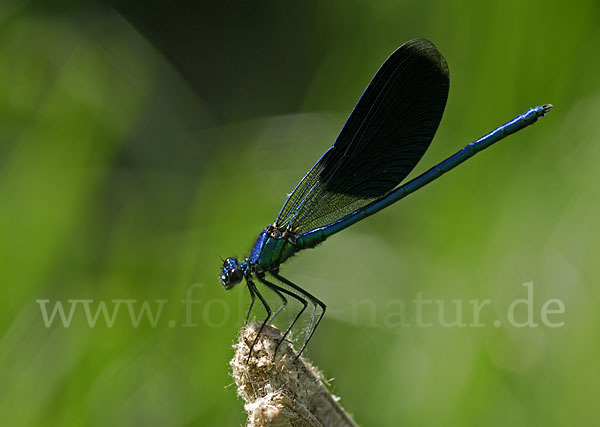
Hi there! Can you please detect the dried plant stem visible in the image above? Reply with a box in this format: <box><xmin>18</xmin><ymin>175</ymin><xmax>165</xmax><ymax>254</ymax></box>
<box><xmin>230</xmin><ymin>322</ymin><xmax>358</xmax><ymax>427</ymax></box>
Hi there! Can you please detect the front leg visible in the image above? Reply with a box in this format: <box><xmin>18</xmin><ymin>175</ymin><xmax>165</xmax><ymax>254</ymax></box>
<box><xmin>246</xmin><ymin>278</ymin><xmax>272</xmax><ymax>362</ymax></box>
<box><xmin>244</xmin><ymin>283</ymin><xmax>256</xmax><ymax>326</ymax></box>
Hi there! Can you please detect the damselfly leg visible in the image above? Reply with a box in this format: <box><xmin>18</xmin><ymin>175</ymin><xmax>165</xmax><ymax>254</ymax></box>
<box><xmin>271</xmin><ymin>272</ymin><xmax>326</xmax><ymax>358</ymax></box>
<box><xmin>245</xmin><ymin>278</ymin><xmax>271</xmax><ymax>362</ymax></box>
<box><xmin>257</xmin><ymin>274</ymin><xmax>308</xmax><ymax>358</ymax></box>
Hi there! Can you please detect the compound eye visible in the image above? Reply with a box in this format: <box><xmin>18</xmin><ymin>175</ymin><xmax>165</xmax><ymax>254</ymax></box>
<box><xmin>228</xmin><ymin>268</ymin><xmax>243</xmax><ymax>286</ymax></box>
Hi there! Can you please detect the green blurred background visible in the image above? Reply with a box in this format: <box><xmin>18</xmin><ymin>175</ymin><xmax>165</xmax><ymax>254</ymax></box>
<box><xmin>1</xmin><ymin>0</ymin><xmax>599</xmax><ymax>425</ymax></box>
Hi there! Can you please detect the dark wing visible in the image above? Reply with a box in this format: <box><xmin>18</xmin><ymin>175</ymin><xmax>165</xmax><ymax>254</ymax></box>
<box><xmin>275</xmin><ymin>39</ymin><xmax>449</xmax><ymax>234</ymax></box>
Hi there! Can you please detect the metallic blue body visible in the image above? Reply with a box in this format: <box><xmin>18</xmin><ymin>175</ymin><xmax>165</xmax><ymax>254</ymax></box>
<box><xmin>249</xmin><ymin>230</ymin><xmax>268</xmax><ymax>266</ymax></box>
<box><xmin>245</xmin><ymin>105</ymin><xmax>550</xmax><ymax>271</ymax></box>
<box><xmin>240</xmin><ymin>105</ymin><xmax>551</xmax><ymax>290</ymax></box>
<box><xmin>250</xmin><ymin>229</ymin><xmax>299</xmax><ymax>272</ymax></box>
<box><xmin>221</xmin><ymin>102</ymin><xmax>550</xmax><ymax>362</ymax></box>
<box><xmin>219</xmin><ymin>38</ymin><xmax>552</xmax><ymax>361</ymax></box>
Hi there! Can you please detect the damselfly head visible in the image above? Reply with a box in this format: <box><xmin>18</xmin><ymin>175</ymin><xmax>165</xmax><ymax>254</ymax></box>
<box><xmin>220</xmin><ymin>257</ymin><xmax>243</xmax><ymax>290</ymax></box>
